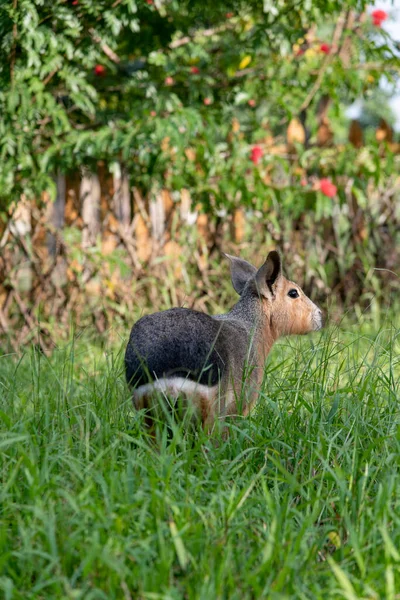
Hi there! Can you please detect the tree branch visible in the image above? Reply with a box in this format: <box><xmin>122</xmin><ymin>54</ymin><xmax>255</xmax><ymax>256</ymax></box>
<box><xmin>89</xmin><ymin>28</ymin><xmax>121</xmax><ymax>64</ymax></box>
<box><xmin>299</xmin><ymin>11</ymin><xmax>347</xmax><ymax>112</ymax></box>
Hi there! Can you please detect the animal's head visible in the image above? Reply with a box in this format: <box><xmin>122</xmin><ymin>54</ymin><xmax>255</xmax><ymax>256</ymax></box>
<box><xmin>225</xmin><ymin>250</ymin><xmax>323</xmax><ymax>337</ymax></box>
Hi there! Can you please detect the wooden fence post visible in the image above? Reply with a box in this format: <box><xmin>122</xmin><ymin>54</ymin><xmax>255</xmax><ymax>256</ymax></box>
<box><xmin>47</xmin><ymin>171</ymin><xmax>66</xmax><ymax>257</ymax></box>
<box><xmin>9</xmin><ymin>196</ymin><xmax>32</xmax><ymax>292</ymax></box>
<box><xmin>113</xmin><ymin>162</ymin><xmax>131</xmax><ymax>229</ymax></box>
<box><xmin>149</xmin><ymin>191</ymin><xmax>166</xmax><ymax>246</ymax></box>
<box><xmin>80</xmin><ymin>171</ymin><xmax>101</xmax><ymax>248</ymax></box>
<box><xmin>231</xmin><ymin>207</ymin><xmax>246</xmax><ymax>243</ymax></box>
<box><xmin>132</xmin><ymin>187</ymin><xmax>151</xmax><ymax>262</ymax></box>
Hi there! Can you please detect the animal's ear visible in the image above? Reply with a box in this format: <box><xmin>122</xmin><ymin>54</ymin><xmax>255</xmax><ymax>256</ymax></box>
<box><xmin>224</xmin><ymin>253</ymin><xmax>257</xmax><ymax>295</ymax></box>
<box><xmin>255</xmin><ymin>250</ymin><xmax>282</xmax><ymax>298</ymax></box>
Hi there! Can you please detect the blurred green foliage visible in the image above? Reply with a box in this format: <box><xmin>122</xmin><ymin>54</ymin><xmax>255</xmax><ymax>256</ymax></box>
<box><xmin>0</xmin><ymin>0</ymin><xmax>399</xmax><ymax>210</ymax></box>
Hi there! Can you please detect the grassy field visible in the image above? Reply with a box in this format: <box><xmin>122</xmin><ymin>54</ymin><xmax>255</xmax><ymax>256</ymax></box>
<box><xmin>1</xmin><ymin>311</ymin><xmax>400</xmax><ymax>599</ymax></box>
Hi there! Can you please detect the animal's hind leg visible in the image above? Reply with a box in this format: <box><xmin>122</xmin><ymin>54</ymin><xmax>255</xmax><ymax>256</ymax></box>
<box><xmin>134</xmin><ymin>393</ymin><xmax>157</xmax><ymax>438</ymax></box>
<box><xmin>201</xmin><ymin>389</ymin><xmax>226</xmax><ymax>435</ymax></box>
<box><xmin>201</xmin><ymin>400</ymin><xmax>216</xmax><ymax>435</ymax></box>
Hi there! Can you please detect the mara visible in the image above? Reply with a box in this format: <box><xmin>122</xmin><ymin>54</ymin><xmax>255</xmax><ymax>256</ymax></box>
<box><xmin>125</xmin><ymin>251</ymin><xmax>323</xmax><ymax>431</ymax></box>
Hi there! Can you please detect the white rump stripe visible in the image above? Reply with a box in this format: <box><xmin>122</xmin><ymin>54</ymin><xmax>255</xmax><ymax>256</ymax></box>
<box><xmin>133</xmin><ymin>377</ymin><xmax>218</xmax><ymax>402</ymax></box>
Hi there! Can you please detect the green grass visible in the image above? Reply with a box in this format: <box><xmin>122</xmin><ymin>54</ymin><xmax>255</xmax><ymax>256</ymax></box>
<box><xmin>1</xmin><ymin>315</ymin><xmax>400</xmax><ymax>599</ymax></box>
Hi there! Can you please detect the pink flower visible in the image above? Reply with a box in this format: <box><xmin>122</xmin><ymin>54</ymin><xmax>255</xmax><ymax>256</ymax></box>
<box><xmin>94</xmin><ymin>65</ymin><xmax>106</xmax><ymax>76</ymax></box>
<box><xmin>372</xmin><ymin>9</ymin><xmax>388</xmax><ymax>26</ymax></box>
<box><xmin>203</xmin><ymin>97</ymin><xmax>212</xmax><ymax>105</ymax></box>
<box><xmin>300</xmin><ymin>178</ymin><xmax>308</xmax><ymax>187</ymax></box>
<box><xmin>248</xmin><ymin>99</ymin><xmax>256</xmax><ymax>107</ymax></box>
<box><xmin>190</xmin><ymin>66</ymin><xmax>200</xmax><ymax>74</ymax></box>
<box><xmin>150</xmin><ymin>110</ymin><xmax>157</xmax><ymax>117</ymax></box>
<box><xmin>250</xmin><ymin>146</ymin><xmax>263</xmax><ymax>165</ymax></box>
<box><xmin>320</xmin><ymin>43</ymin><xmax>331</xmax><ymax>54</ymax></box>
<box><xmin>164</xmin><ymin>76</ymin><xmax>175</xmax><ymax>86</ymax></box>
<box><xmin>319</xmin><ymin>178</ymin><xmax>337</xmax><ymax>197</ymax></box>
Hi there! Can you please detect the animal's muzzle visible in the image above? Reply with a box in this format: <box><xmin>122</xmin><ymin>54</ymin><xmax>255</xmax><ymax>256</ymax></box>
<box><xmin>313</xmin><ymin>308</ymin><xmax>324</xmax><ymax>330</ymax></box>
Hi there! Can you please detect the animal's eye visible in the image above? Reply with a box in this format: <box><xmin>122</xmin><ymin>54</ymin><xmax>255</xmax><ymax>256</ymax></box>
<box><xmin>288</xmin><ymin>289</ymin><xmax>299</xmax><ymax>299</ymax></box>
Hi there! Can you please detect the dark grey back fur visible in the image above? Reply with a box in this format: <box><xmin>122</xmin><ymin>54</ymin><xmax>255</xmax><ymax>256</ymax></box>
<box><xmin>125</xmin><ymin>307</ymin><xmax>251</xmax><ymax>389</ymax></box>
<box><xmin>125</xmin><ymin>251</ymin><xmax>284</xmax><ymax>394</ymax></box>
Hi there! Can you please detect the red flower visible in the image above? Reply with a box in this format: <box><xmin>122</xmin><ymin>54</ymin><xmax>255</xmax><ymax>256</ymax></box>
<box><xmin>319</xmin><ymin>178</ymin><xmax>337</xmax><ymax>197</ymax></box>
<box><xmin>164</xmin><ymin>76</ymin><xmax>175</xmax><ymax>86</ymax></box>
<box><xmin>300</xmin><ymin>178</ymin><xmax>308</xmax><ymax>187</ymax></box>
<box><xmin>150</xmin><ymin>111</ymin><xmax>157</xmax><ymax>117</ymax></box>
<box><xmin>320</xmin><ymin>43</ymin><xmax>331</xmax><ymax>54</ymax></box>
<box><xmin>226</xmin><ymin>12</ymin><xmax>234</xmax><ymax>18</ymax></box>
<box><xmin>248</xmin><ymin>99</ymin><xmax>256</xmax><ymax>107</ymax></box>
<box><xmin>94</xmin><ymin>64</ymin><xmax>106</xmax><ymax>76</ymax></box>
<box><xmin>203</xmin><ymin>97</ymin><xmax>212</xmax><ymax>105</ymax></box>
<box><xmin>371</xmin><ymin>9</ymin><xmax>388</xmax><ymax>26</ymax></box>
<box><xmin>146</xmin><ymin>0</ymin><xmax>154</xmax><ymax>4</ymax></box>
<box><xmin>250</xmin><ymin>146</ymin><xmax>263</xmax><ymax>165</ymax></box>
<box><xmin>295</xmin><ymin>48</ymin><xmax>305</xmax><ymax>57</ymax></box>
<box><xmin>190</xmin><ymin>66</ymin><xmax>200</xmax><ymax>74</ymax></box>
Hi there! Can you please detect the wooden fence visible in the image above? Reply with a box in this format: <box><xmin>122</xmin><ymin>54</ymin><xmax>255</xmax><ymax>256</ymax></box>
<box><xmin>0</xmin><ymin>117</ymin><xmax>398</xmax><ymax>350</ymax></box>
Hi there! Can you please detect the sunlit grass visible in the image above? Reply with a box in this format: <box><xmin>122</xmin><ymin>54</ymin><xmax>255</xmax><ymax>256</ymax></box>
<box><xmin>0</xmin><ymin>315</ymin><xmax>399</xmax><ymax>599</ymax></box>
